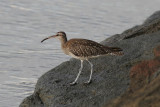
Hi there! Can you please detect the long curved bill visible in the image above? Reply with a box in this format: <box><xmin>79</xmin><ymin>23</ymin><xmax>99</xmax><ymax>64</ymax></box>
<box><xmin>41</xmin><ymin>35</ymin><xmax>57</xmax><ymax>43</ymax></box>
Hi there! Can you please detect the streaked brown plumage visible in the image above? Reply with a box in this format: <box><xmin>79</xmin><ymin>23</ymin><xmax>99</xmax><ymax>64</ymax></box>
<box><xmin>41</xmin><ymin>31</ymin><xmax>123</xmax><ymax>85</ymax></box>
<box><xmin>65</xmin><ymin>39</ymin><xmax>123</xmax><ymax>58</ymax></box>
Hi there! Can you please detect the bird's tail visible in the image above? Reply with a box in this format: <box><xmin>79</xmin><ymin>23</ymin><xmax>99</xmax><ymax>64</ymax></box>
<box><xmin>110</xmin><ymin>47</ymin><xmax>124</xmax><ymax>56</ymax></box>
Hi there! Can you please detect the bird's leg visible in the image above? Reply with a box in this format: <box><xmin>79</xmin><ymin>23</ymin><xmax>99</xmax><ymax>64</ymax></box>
<box><xmin>85</xmin><ymin>60</ymin><xmax>93</xmax><ymax>84</ymax></box>
<box><xmin>70</xmin><ymin>60</ymin><xmax>83</xmax><ymax>85</ymax></box>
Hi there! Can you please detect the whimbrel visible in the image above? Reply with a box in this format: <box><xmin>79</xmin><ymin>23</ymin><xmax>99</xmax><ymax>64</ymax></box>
<box><xmin>41</xmin><ymin>31</ymin><xmax>123</xmax><ymax>85</ymax></box>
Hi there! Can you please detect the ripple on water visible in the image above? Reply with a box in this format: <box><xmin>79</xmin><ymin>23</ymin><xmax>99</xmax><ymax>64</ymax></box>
<box><xmin>1</xmin><ymin>76</ymin><xmax>36</xmax><ymax>96</ymax></box>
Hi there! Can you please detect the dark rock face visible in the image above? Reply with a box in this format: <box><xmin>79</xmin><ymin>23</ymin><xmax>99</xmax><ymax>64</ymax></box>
<box><xmin>129</xmin><ymin>46</ymin><xmax>160</xmax><ymax>91</ymax></box>
<box><xmin>20</xmin><ymin>11</ymin><xmax>160</xmax><ymax>107</ymax></box>
<box><xmin>20</xmin><ymin>93</ymin><xmax>43</xmax><ymax>107</ymax></box>
<box><xmin>104</xmin><ymin>45</ymin><xmax>160</xmax><ymax>107</ymax></box>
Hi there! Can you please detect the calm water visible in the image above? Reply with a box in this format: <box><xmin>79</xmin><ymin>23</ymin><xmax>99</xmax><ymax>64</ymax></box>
<box><xmin>0</xmin><ymin>0</ymin><xmax>160</xmax><ymax>107</ymax></box>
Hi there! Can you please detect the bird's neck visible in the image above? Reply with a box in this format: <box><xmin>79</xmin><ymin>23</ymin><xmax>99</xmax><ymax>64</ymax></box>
<box><xmin>59</xmin><ymin>36</ymin><xmax>67</xmax><ymax>49</ymax></box>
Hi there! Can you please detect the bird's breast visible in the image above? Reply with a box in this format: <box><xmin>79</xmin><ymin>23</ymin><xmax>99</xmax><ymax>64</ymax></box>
<box><xmin>61</xmin><ymin>46</ymin><xmax>69</xmax><ymax>55</ymax></box>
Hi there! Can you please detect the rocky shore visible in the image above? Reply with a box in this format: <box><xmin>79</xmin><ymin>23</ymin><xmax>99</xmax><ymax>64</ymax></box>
<box><xmin>20</xmin><ymin>11</ymin><xmax>160</xmax><ymax>107</ymax></box>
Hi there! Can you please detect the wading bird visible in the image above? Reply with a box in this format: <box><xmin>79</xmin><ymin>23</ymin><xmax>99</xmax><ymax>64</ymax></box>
<box><xmin>41</xmin><ymin>31</ymin><xmax>123</xmax><ymax>85</ymax></box>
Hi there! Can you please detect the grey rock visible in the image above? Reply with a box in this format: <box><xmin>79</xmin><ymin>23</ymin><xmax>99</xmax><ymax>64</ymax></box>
<box><xmin>20</xmin><ymin>11</ymin><xmax>160</xmax><ymax>107</ymax></box>
<box><xmin>20</xmin><ymin>93</ymin><xmax>43</xmax><ymax>107</ymax></box>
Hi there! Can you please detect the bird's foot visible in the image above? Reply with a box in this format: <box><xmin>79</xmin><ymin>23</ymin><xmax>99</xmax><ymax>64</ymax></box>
<box><xmin>69</xmin><ymin>82</ymin><xmax>77</xmax><ymax>86</ymax></box>
<box><xmin>84</xmin><ymin>80</ymin><xmax>92</xmax><ymax>85</ymax></box>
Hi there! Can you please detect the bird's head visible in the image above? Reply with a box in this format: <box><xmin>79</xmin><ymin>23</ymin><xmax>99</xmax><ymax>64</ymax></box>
<box><xmin>41</xmin><ymin>31</ymin><xmax>67</xmax><ymax>43</ymax></box>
